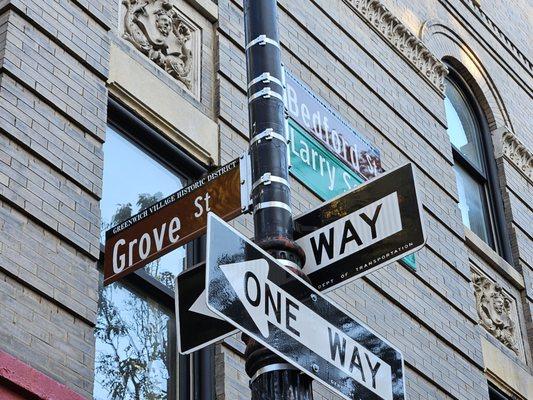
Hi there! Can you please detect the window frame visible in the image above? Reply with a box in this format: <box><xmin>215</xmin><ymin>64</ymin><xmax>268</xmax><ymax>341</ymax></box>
<box><xmin>488</xmin><ymin>382</ymin><xmax>515</xmax><ymax>400</ymax></box>
<box><xmin>445</xmin><ymin>66</ymin><xmax>512</xmax><ymax>263</ymax></box>
<box><xmin>95</xmin><ymin>98</ymin><xmax>215</xmax><ymax>400</ymax></box>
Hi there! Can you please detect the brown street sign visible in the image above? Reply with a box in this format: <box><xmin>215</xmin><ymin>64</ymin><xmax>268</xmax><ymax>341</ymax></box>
<box><xmin>103</xmin><ymin>157</ymin><xmax>250</xmax><ymax>285</ymax></box>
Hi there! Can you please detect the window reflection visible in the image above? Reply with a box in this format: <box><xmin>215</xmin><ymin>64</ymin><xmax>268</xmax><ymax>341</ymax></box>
<box><xmin>95</xmin><ymin>124</ymin><xmax>187</xmax><ymax>400</ymax></box>
<box><xmin>93</xmin><ymin>281</ymin><xmax>175</xmax><ymax>400</ymax></box>
<box><xmin>101</xmin><ymin>126</ymin><xmax>186</xmax><ymax>289</ymax></box>
<box><xmin>453</xmin><ymin>164</ymin><xmax>492</xmax><ymax>244</ymax></box>
<box><xmin>444</xmin><ymin>80</ymin><xmax>485</xmax><ymax>172</ymax></box>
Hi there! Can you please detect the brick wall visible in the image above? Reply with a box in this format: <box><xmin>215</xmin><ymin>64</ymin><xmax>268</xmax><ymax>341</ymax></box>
<box><xmin>0</xmin><ymin>0</ymin><xmax>110</xmax><ymax>397</ymax></box>
<box><xmin>215</xmin><ymin>0</ymin><xmax>531</xmax><ymax>399</ymax></box>
<box><xmin>0</xmin><ymin>0</ymin><xmax>530</xmax><ymax>399</ymax></box>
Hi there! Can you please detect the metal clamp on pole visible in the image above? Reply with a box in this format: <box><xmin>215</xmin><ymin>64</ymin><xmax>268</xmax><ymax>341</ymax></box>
<box><xmin>253</xmin><ymin>201</ymin><xmax>292</xmax><ymax>215</ymax></box>
<box><xmin>276</xmin><ymin>258</ymin><xmax>301</xmax><ymax>271</ymax></box>
<box><xmin>245</xmin><ymin>34</ymin><xmax>280</xmax><ymax>51</ymax></box>
<box><xmin>248</xmin><ymin>87</ymin><xmax>284</xmax><ymax>103</ymax></box>
<box><xmin>250</xmin><ymin>363</ymin><xmax>299</xmax><ymax>384</ymax></box>
<box><xmin>248</xmin><ymin>72</ymin><xmax>283</xmax><ymax>90</ymax></box>
<box><xmin>252</xmin><ymin>173</ymin><xmax>290</xmax><ymax>191</ymax></box>
<box><xmin>250</xmin><ymin>128</ymin><xmax>287</xmax><ymax>146</ymax></box>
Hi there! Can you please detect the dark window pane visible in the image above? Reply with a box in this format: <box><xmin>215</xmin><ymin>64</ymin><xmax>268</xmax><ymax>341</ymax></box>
<box><xmin>488</xmin><ymin>385</ymin><xmax>511</xmax><ymax>400</ymax></box>
<box><xmin>454</xmin><ymin>163</ymin><xmax>493</xmax><ymax>246</ymax></box>
<box><xmin>101</xmin><ymin>126</ymin><xmax>186</xmax><ymax>289</ymax></box>
<box><xmin>445</xmin><ymin>80</ymin><xmax>485</xmax><ymax>173</ymax></box>
<box><xmin>93</xmin><ymin>281</ymin><xmax>176</xmax><ymax>400</ymax></box>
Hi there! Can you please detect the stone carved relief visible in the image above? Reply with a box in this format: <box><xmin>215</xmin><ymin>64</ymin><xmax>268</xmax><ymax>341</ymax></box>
<box><xmin>344</xmin><ymin>0</ymin><xmax>448</xmax><ymax>93</ymax></box>
<box><xmin>472</xmin><ymin>271</ymin><xmax>519</xmax><ymax>354</ymax></box>
<box><xmin>501</xmin><ymin>130</ymin><xmax>533</xmax><ymax>181</ymax></box>
<box><xmin>122</xmin><ymin>0</ymin><xmax>198</xmax><ymax>93</ymax></box>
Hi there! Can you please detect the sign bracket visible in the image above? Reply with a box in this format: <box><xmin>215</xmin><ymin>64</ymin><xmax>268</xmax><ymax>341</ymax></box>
<box><xmin>253</xmin><ymin>201</ymin><xmax>292</xmax><ymax>214</ymax></box>
<box><xmin>248</xmin><ymin>72</ymin><xmax>283</xmax><ymax>90</ymax></box>
<box><xmin>240</xmin><ymin>152</ymin><xmax>253</xmax><ymax>213</ymax></box>
<box><xmin>252</xmin><ymin>173</ymin><xmax>290</xmax><ymax>190</ymax></box>
<box><xmin>245</xmin><ymin>34</ymin><xmax>280</xmax><ymax>51</ymax></box>
<box><xmin>249</xmin><ymin>128</ymin><xmax>287</xmax><ymax>145</ymax></box>
<box><xmin>248</xmin><ymin>87</ymin><xmax>284</xmax><ymax>103</ymax></box>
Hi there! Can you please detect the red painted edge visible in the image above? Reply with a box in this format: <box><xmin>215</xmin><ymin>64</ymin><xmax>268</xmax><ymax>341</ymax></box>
<box><xmin>0</xmin><ymin>350</ymin><xmax>87</xmax><ymax>400</ymax></box>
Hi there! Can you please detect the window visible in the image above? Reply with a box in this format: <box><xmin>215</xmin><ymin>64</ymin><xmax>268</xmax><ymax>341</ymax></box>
<box><xmin>94</xmin><ymin>280</ymin><xmax>176</xmax><ymax>400</ymax></box>
<box><xmin>94</xmin><ymin>101</ymin><xmax>210</xmax><ymax>400</ymax></box>
<box><xmin>489</xmin><ymin>384</ymin><xmax>514</xmax><ymax>400</ymax></box>
<box><xmin>99</xmin><ymin>124</ymin><xmax>187</xmax><ymax>289</ymax></box>
<box><xmin>444</xmin><ymin>68</ymin><xmax>510</xmax><ymax>259</ymax></box>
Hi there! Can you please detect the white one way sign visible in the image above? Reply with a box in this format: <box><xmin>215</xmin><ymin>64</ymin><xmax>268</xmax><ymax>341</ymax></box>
<box><xmin>206</xmin><ymin>213</ymin><xmax>406</xmax><ymax>400</ymax></box>
<box><xmin>297</xmin><ymin>191</ymin><xmax>402</xmax><ymax>273</ymax></box>
<box><xmin>294</xmin><ymin>163</ymin><xmax>425</xmax><ymax>293</ymax></box>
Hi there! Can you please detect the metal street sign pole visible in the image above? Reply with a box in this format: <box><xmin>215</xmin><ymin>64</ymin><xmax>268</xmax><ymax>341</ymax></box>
<box><xmin>243</xmin><ymin>0</ymin><xmax>312</xmax><ymax>398</ymax></box>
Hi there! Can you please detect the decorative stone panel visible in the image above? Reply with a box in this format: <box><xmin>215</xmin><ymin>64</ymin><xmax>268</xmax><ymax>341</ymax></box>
<box><xmin>121</xmin><ymin>0</ymin><xmax>201</xmax><ymax>98</ymax></box>
<box><xmin>343</xmin><ymin>0</ymin><xmax>448</xmax><ymax>94</ymax></box>
<box><xmin>493</xmin><ymin>127</ymin><xmax>533</xmax><ymax>181</ymax></box>
<box><xmin>502</xmin><ymin>131</ymin><xmax>533</xmax><ymax>181</ymax></box>
<box><xmin>472</xmin><ymin>268</ymin><xmax>522</xmax><ymax>355</ymax></box>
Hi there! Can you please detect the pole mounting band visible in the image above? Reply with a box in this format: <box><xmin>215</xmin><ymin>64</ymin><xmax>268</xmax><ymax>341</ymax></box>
<box><xmin>276</xmin><ymin>258</ymin><xmax>301</xmax><ymax>271</ymax></box>
<box><xmin>250</xmin><ymin>128</ymin><xmax>286</xmax><ymax>146</ymax></box>
<box><xmin>252</xmin><ymin>173</ymin><xmax>290</xmax><ymax>191</ymax></box>
<box><xmin>250</xmin><ymin>363</ymin><xmax>298</xmax><ymax>383</ymax></box>
<box><xmin>248</xmin><ymin>72</ymin><xmax>283</xmax><ymax>90</ymax></box>
<box><xmin>245</xmin><ymin>34</ymin><xmax>280</xmax><ymax>51</ymax></box>
<box><xmin>253</xmin><ymin>201</ymin><xmax>292</xmax><ymax>214</ymax></box>
<box><xmin>248</xmin><ymin>87</ymin><xmax>283</xmax><ymax>103</ymax></box>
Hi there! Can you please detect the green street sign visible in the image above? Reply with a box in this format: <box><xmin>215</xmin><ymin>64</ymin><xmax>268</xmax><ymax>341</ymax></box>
<box><xmin>288</xmin><ymin>120</ymin><xmax>364</xmax><ymax>199</ymax></box>
<box><xmin>289</xmin><ymin>119</ymin><xmax>416</xmax><ymax>270</ymax></box>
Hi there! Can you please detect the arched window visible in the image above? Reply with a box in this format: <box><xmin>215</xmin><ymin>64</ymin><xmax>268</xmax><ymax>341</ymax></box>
<box><xmin>444</xmin><ymin>68</ymin><xmax>510</xmax><ymax>259</ymax></box>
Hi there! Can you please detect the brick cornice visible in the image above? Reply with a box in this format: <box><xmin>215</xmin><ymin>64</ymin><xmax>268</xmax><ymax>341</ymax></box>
<box><xmin>0</xmin><ymin>350</ymin><xmax>87</xmax><ymax>400</ymax></box>
<box><xmin>343</xmin><ymin>0</ymin><xmax>448</xmax><ymax>94</ymax></box>
<box><xmin>459</xmin><ymin>0</ymin><xmax>533</xmax><ymax>74</ymax></box>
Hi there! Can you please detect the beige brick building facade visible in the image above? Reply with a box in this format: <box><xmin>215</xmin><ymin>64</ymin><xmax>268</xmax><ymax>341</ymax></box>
<box><xmin>0</xmin><ymin>0</ymin><xmax>531</xmax><ymax>399</ymax></box>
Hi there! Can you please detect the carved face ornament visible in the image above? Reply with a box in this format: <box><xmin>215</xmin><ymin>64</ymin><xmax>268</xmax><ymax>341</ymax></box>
<box><xmin>492</xmin><ymin>294</ymin><xmax>504</xmax><ymax>315</ymax></box>
<box><xmin>484</xmin><ymin>290</ymin><xmax>506</xmax><ymax>326</ymax></box>
<box><xmin>122</xmin><ymin>0</ymin><xmax>195</xmax><ymax>92</ymax></box>
<box><xmin>156</xmin><ymin>13</ymin><xmax>172</xmax><ymax>36</ymax></box>
<box><xmin>473</xmin><ymin>273</ymin><xmax>519</xmax><ymax>354</ymax></box>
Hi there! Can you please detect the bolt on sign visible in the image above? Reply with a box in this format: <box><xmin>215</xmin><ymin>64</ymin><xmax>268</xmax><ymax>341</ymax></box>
<box><xmin>205</xmin><ymin>213</ymin><xmax>406</xmax><ymax>400</ymax></box>
<box><xmin>284</xmin><ymin>69</ymin><xmax>382</xmax><ymax>180</ymax></box>
<box><xmin>103</xmin><ymin>157</ymin><xmax>251</xmax><ymax>285</ymax></box>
